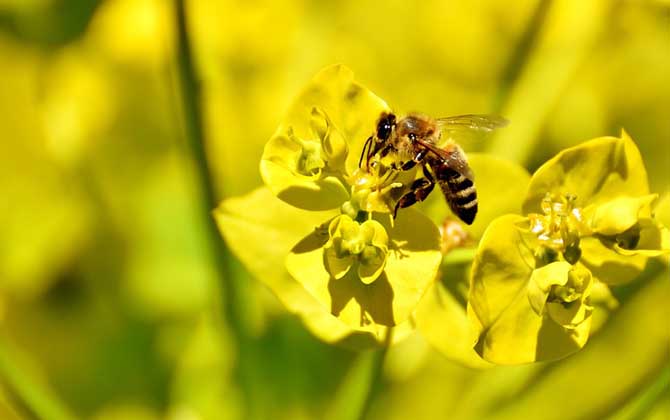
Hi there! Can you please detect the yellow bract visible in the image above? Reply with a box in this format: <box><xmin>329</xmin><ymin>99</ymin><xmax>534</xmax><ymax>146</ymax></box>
<box><xmin>468</xmin><ymin>132</ymin><xmax>669</xmax><ymax>364</ymax></box>
<box><xmin>523</xmin><ymin>131</ymin><xmax>649</xmax><ymax>213</ymax></box>
<box><xmin>222</xmin><ymin>65</ymin><xmax>444</xmax><ymax>346</ymax></box>
<box><xmin>286</xmin><ymin>209</ymin><xmax>440</xmax><ymax>332</ymax></box>
<box><xmin>323</xmin><ymin>215</ymin><xmax>389</xmax><ymax>284</ymax></box>
<box><xmin>468</xmin><ymin>216</ymin><xmax>591</xmax><ymax>365</ymax></box>
<box><xmin>260</xmin><ymin>64</ymin><xmax>390</xmax><ymax>211</ymax></box>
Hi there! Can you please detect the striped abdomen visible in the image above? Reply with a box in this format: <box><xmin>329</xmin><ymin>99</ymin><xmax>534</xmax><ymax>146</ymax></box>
<box><xmin>433</xmin><ymin>161</ymin><xmax>478</xmax><ymax>225</ymax></box>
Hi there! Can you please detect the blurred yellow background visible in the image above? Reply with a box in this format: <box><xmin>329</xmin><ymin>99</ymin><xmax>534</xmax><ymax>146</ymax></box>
<box><xmin>0</xmin><ymin>0</ymin><xmax>668</xmax><ymax>419</ymax></box>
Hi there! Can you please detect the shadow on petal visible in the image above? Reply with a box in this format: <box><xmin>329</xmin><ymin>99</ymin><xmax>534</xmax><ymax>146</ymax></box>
<box><xmin>535</xmin><ymin>316</ymin><xmax>590</xmax><ymax>361</ymax></box>
<box><xmin>580</xmin><ymin>236</ymin><xmax>646</xmax><ymax>284</ymax></box>
<box><xmin>328</xmin><ymin>270</ymin><xmax>395</xmax><ymax>327</ymax></box>
<box><xmin>383</xmin><ymin>208</ymin><xmax>441</xmax><ymax>253</ymax></box>
<box><xmin>274</xmin><ymin>176</ymin><xmax>349</xmax><ymax>211</ymax></box>
<box><xmin>291</xmin><ymin>225</ymin><xmax>330</xmax><ymax>254</ymax></box>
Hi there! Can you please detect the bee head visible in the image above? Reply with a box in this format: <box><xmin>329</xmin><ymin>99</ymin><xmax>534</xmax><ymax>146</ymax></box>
<box><xmin>376</xmin><ymin>113</ymin><xmax>396</xmax><ymax>141</ymax></box>
<box><xmin>397</xmin><ymin>114</ymin><xmax>438</xmax><ymax>143</ymax></box>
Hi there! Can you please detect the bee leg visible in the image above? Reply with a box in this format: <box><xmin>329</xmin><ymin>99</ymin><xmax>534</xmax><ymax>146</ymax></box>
<box><xmin>379</xmin><ymin>144</ymin><xmax>395</xmax><ymax>159</ymax></box>
<box><xmin>359</xmin><ymin>136</ymin><xmax>373</xmax><ymax>169</ymax></box>
<box><xmin>393</xmin><ymin>169</ymin><xmax>435</xmax><ymax>218</ymax></box>
<box><xmin>391</xmin><ymin>148</ymin><xmax>428</xmax><ymax>171</ymax></box>
<box><xmin>367</xmin><ymin>143</ymin><xmax>395</xmax><ymax>169</ymax></box>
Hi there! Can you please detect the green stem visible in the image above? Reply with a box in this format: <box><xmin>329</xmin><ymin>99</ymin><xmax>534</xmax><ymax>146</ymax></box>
<box><xmin>628</xmin><ymin>366</ymin><xmax>670</xmax><ymax>420</ymax></box>
<box><xmin>487</xmin><ymin>0</ymin><xmax>610</xmax><ymax>164</ymax></box>
<box><xmin>443</xmin><ymin>247</ymin><xmax>477</xmax><ymax>266</ymax></box>
<box><xmin>0</xmin><ymin>335</ymin><xmax>76</xmax><ymax>420</ymax></box>
<box><xmin>174</xmin><ymin>0</ymin><xmax>258</xmax><ymax>416</ymax></box>
<box><xmin>326</xmin><ymin>330</ymin><xmax>392</xmax><ymax>420</ymax></box>
<box><xmin>491</xmin><ymin>0</ymin><xmax>552</xmax><ymax>113</ymax></box>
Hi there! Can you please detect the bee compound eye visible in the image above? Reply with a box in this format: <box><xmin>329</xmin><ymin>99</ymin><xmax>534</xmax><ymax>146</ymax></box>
<box><xmin>408</xmin><ymin>133</ymin><xmax>416</xmax><ymax>141</ymax></box>
<box><xmin>377</xmin><ymin>122</ymin><xmax>392</xmax><ymax>140</ymax></box>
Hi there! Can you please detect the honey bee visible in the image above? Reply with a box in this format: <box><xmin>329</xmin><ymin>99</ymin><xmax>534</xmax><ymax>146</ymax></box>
<box><xmin>359</xmin><ymin>112</ymin><xmax>508</xmax><ymax>224</ymax></box>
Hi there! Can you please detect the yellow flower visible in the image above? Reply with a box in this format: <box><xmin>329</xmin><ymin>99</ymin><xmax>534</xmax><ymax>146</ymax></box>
<box><xmin>468</xmin><ymin>132</ymin><xmax>669</xmax><ymax>364</ymax></box>
<box><xmin>218</xmin><ymin>65</ymin><xmax>442</xmax><ymax>345</ymax></box>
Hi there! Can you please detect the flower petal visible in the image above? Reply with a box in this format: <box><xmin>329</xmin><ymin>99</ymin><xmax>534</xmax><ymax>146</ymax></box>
<box><xmin>324</xmin><ymin>247</ymin><xmax>354</xmax><ymax>279</ymax></box>
<box><xmin>260</xmin><ymin>141</ymin><xmax>349</xmax><ymax>211</ymax></box>
<box><xmin>579</xmin><ymin>236</ymin><xmax>647</xmax><ymax>285</ymax></box>
<box><xmin>590</xmin><ymin>194</ymin><xmax>657</xmax><ymax>235</ymax></box>
<box><xmin>414</xmin><ymin>280</ymin><xmax>493</xmax><ymax>369</ymax></box>
<box><xmin>523</xmin><ymin>131</ymin><xmax>649</xmax><ymax>215</ymax></box>
<box><xmin>286</xmin><ymin>208</ymin><xmax>440</xmax><ymax>330</ymax></box>
<box><xmin>527</xmin><ymin>261</ymin><xmax>572</xmax><ymax>316</ymax></box>
<box><xmin>260</xmin><ymin>65</ymin><xmax>390</xmax><ymax>210</ymax></box>
<box><xmin>311</xmin><ymin>107</ymin><xmax>348</xmax><ymax>171</ymax></box>
<box><xmin>612</xmin><ymin>219</ymin><xmax>670</xmax><ymax>257</ymax></box>
<box><xmin>214</xmin><ymin>187</ymin><xmax>392</xmax><ymax>348</ymax></box>
<box><xmin>358</xmin><ymin>254</ymin><xmax>386</xmax><ymax>285</ymax></box>
<box><xmin>469</xmin><ymin>215</ymin><xmax>591</xmax><ymax>364</ymax></box>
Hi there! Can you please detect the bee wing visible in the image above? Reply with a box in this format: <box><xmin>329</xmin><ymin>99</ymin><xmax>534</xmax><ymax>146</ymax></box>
<box><xmin>415</xmin><ymin>138</ymin><xmax>474</xmax><ymax>179</ymax></box>
<box><xmin>435</xmin><ymin>114</ymin><xmax>509</xmax><ymax>150</ymax></box>
<box><xmin>435</xmin><ymin>114</ymin><xmax>509</xmax><ymax>131</ymax></box>
<box><xmin>443</xmin><ymin>143</ymin><xmax>474</xmax><ymax>180</ymax></box>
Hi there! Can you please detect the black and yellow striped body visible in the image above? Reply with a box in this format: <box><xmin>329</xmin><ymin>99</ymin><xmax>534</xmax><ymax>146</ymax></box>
<box><xmin>431</xmin><ymin>156</ymin><xmax>478</xmax><ymax>225</ymax></box>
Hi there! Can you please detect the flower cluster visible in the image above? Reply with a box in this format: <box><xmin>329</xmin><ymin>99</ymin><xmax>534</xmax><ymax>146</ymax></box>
<box><xmin>468</xmin><ymin>132</ymin><xmax>669</xmax><ymax>364</ymax></box>
<box><xmin>215</xmin><ymin>65</ymin><xmax>669</xmax><ymax>362</ymax></box>
<box><xmin>246</xmin><ymin>65</ymin><xmax>443</xmax><ymax>342</ymax></box>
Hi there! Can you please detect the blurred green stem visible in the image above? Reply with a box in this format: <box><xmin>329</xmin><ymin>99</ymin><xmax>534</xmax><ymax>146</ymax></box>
<box><xmin>492</xmin><ymin>0</ymin><xmax>551</xmax><ymax>113</ymax></box>
<box><xmin>174</xmin><ymin>0</ymin><xmax>259</xmax><ymax>417</ymax></box>
<box><xmin>488</xmin><ymin>0</ymin><xmax>610</xmax><ymax>164</ymax></box>
<box><xmin>0</xmin><ymin>335</ymin><xmax>76</xmax><ymax>420</ymax></box>
<box><xmin>443</xmin><ymin>247</ymin><xmax>476</xmax><ymax>266</ymax></box>
<box><xmin>327</xmin><ymin>330</ymin><xmax>392</xmax><ymax>420</ymax></box>
<box><xmin>628</xmin><ymin>366</ymin><xmax>670</xmax><ymax>420</ymax></box>
<box><xmin>609</xmin><ymin>364</ymin><xmax>670</xmax><ymax>420</ymax></box>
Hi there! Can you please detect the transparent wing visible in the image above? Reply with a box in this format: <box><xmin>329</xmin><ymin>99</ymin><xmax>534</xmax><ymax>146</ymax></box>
<box><xmin>435</xmin><ymin>114</ymin><xmax>509</xmax><ymax>150</ymax></box>
<box><xmin>436</xmin><ymin>114</ymin><xmax>509</xmax><ymax>132</ymax></box>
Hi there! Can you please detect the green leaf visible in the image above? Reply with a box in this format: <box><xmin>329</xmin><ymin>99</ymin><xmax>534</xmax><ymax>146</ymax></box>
<box><xmin>260</xmin><ymin>65</ymin><xmax>390</xmax><ymax>210</ymax></box>
<box><xmin>469</xmin><ymin>215</ymin><xmax>591</xmax><ymax>364</ymax></box>
<box><xmin>523</xmin><ymin>131</ymin><xmax>649</xmax><ymax>215</ymax></box>
<box><xmin>420</xmin><ymin>153</ymin><xmax>531</xmax><ymax>240</ymax></box>
<box><xmin>286</xmin><ymin>208</ymin><xmax>441</xmax><ymax>332</ymax></box>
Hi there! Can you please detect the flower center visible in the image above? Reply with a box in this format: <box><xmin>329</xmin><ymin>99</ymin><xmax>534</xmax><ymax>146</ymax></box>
<box><xmin>343</xmin><ymin>164</ymin><xmax>406</xmax><ymax>215</ymax></box>
<box><xmin>323</xmin><ymin>215</ymin><xmax>390</xmax><ymax>284</ymax></box>
<box><xmin>295</xmin><ymin>137</ymin><xmax>325</xmax><ymax>177</ymax></box>
<box><xmin>529</xmin><ymin>193</ymin><xmax>587</xmax><ymax>264</ymax></box>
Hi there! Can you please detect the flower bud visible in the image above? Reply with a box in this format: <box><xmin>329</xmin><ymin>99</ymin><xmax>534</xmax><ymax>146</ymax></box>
<box><xmin>323</xmin><ymin>215</ymin><xmax>389</xmax><ymax>284</ymax></box>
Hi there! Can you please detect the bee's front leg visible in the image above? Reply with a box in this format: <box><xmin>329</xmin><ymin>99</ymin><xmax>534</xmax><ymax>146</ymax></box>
<box><xmin>359</xmin><ymin>136</ymin><xmax>374</xmax><ymax>169</ymax></box>
<box><xmin>391</xmin><ymin>148</ymin><xmax>428</xmax><ymax>172</ymax></box>
<box><xmin>367</xmin><ymin>143</ymin><xmax>396</xmax><ymax>169</ymax></box>
<box><xmin>393</xmin><ymin>165</ymin><xmax>435</xmax><ymax>218</ymax></box>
